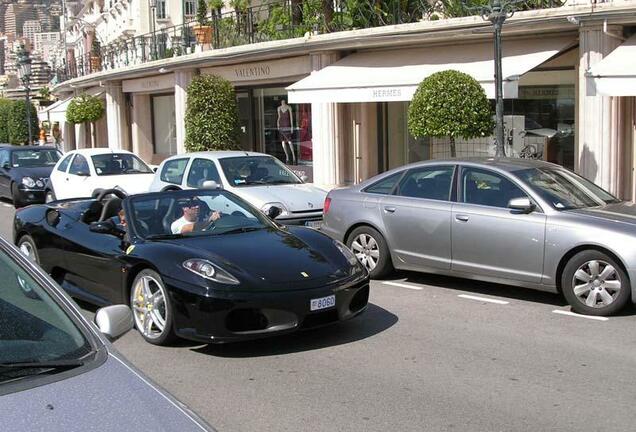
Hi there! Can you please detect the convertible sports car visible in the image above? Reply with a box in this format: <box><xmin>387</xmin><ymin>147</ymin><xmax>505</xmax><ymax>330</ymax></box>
<box><xmin>13</xmin><ymin>189</ymin><xmax>369</xmax><ymax>345</ymax></box>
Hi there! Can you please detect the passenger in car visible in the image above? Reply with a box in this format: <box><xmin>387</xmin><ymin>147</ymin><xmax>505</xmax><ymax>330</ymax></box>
<box><xmin>110</xmin><ymin>209</ymin><xmax>127</xmax><ymax>230</ymax></box>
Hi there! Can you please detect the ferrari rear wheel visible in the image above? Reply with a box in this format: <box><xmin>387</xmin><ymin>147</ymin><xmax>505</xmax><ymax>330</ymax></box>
<box><xmin>130</xmin><ymin>269</ymin><xmax>176</xmax><ymax>345</ymax></box>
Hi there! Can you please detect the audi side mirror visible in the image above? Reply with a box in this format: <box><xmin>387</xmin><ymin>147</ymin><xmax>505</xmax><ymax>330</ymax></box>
<box><xmin>508</xmin><ymin>197</ymin><xmax>535</xmax><ymax>213</ymax></box>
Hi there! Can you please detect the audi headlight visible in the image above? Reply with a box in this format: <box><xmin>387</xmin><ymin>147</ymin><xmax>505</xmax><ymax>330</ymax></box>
<box><xmin>183</xmin><ymin>259</ymin><xmax>239</xmax><ymax>285</ymax></box>
<box><xmin>21</xmin><ymin>177</ymin><xmax>35</xmax><ymax>188</ymax></box>
<box><xmin>334</xmin><ymin>240</ymin><xmax>359</xmax><ymax>267</ymax></box>
<box><xmin>261</xmin><ymin>202</ymin><xmax>289</xmax><ymax>217</ymax></box>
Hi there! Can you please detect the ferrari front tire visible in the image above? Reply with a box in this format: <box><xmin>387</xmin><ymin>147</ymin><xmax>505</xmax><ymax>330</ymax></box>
<box><xmin>130</xmin><ymin>269</ymin><xmax>177</xmax><ymax>345</ymax></box>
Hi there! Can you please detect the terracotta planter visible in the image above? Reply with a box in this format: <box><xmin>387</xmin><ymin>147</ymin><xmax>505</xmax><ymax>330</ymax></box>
<box><xmin>89</xmin><ymin>55</ymin><xmax>101</xmax><ymax>72</ymax></box>
<box><xmin>193</xmin><ymin>25</ymin><xmax>213</xmax><ymax>45</ymax></box>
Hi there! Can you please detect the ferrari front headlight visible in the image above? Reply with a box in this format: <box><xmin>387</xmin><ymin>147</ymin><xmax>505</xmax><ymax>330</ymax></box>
<box><xmin>334</xmin><ymin>240</ymin><xmax>359</xmax><ymax>267</ymax></box>
<box><xmin>183</xmin><ymin>259</ymin><xmax>239</xmax><ymax>285</ymax></box>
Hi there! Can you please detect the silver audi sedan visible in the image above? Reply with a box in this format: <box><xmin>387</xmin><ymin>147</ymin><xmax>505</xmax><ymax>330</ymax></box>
<box><xmin>322</xmin><ymin>158</ymin><xmax>636</xmax><ymax>316</ymax></box>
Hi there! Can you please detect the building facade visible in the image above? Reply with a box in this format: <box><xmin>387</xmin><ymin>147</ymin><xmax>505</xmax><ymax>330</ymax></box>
<box><xmin>49</xmin><ymin>0</ymin><xmax>636</xmax><ymax>200</ymax></box>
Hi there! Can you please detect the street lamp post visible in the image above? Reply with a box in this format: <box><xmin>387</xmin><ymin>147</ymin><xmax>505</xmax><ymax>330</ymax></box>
<box><xmin>16</xmin><ymin>44</ymin><xmax>33</xmax><ymax>146</ymax></box>
<box><xmin>149</xmin><ymin>0</ymin><xmax>158</xmax><ymax>60</ymax></box>
<box><xmin>468</xmin><ymin>0</ymin><xmax>525</xmax><ymax>157</ymax></box>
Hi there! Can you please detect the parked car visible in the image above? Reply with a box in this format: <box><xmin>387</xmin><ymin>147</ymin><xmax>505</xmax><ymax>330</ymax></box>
<box><xmin>0</xmin><ymin>236</ymin><xmax>214</xmax><ymax>431</ymax></box>
<box><xmin>47</xmin><ymin>148</ymin><xmax>155</xmax><ymax>201</ymax></box>
<box><xmin>321</xmin><ymin>157</ymin><xmax>636</xmax><ymax>316</ymax></box>
<box><xmin>149</xmin><ymin>151</ymin><xmax>326</xmax><ymax>227</ymax></box>
<box><xmin>0</xmin><ymin>146</ymin><xmax>62</xmax><ymax>207</ymax></box>
<box><xmin>14</xmin><ymin>188</ymin><xmax>369</xmax><ymax>345</ymax></box>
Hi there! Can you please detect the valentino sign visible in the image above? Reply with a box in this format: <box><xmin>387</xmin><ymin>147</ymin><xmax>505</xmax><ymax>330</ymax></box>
<box><xmin>234</xmin><ymin>65</ymin><xmax>271</xmax><ymax>79</ymax></box>
<box><xmin>203</xmin><ymin>57</ymin><xmax>311</xmax><ymax>83</ymax></box>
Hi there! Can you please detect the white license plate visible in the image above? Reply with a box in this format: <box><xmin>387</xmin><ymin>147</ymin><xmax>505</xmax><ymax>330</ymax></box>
<box><xmin>305</xmin><ymin>220</ymin><xmax>322</xmax><ymax>229</ymax></box>
<box><xmin>310</xmin><ymin>294</ymin><xmax>336</xmax><ymax>311</ymax></box>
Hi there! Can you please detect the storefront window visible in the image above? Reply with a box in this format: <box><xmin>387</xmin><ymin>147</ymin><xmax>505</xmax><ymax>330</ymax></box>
<box><xmin>386</xmin><ymin>84</ymin><xmax>575</xmax><ymax>170</ymax></box>
<box><xmin>152</xmin><ymin>94</ymin><xmax>177</xmax><ymax>156</ymax></box>
<box><xmin>252</xmin><ymin>88</ymin><xmax>313</xmax><ymax>169</ymax></box>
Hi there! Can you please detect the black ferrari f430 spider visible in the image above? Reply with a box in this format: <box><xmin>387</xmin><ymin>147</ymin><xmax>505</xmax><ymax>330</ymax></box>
<box><xmin>13</xmin><ymin>188</ymin><xmax>369</xmax><ymax>345</ymax></box>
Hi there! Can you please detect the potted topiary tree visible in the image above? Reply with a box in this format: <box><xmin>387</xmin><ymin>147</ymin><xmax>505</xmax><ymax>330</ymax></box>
<box><xmin>194</xmin><ymin>0</ymin><xmax>213</xmax><ymax>45</ymax></box>
<box><xmin>89</xmin><ymin>37</ymin><xmax>101</xmax><ymax>72</ymax></box>
<box><xmin>185</xmin><ymin>74</ymin><xmax>240</xmax><ymax>152</ymax></box>
<box><xmin>66</xmin><ymin>93</ymin><xmax>105</xmax><ymax>148</ymax></box>
<box><xmin>408</xmin><ymin>70</ymin><xmax>493</xmax><ymax>157</ymax></box>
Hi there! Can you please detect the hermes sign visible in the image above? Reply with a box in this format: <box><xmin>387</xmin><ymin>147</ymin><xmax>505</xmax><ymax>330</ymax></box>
<box><xmin>123</xmin><ymin>74</ymin><xmax>175</xmax><ymax>93</ymax></box>
<box><xmin>202</xmin><ymin>57</ymin><xmax>311</xmax><ymax>83</ymax></box>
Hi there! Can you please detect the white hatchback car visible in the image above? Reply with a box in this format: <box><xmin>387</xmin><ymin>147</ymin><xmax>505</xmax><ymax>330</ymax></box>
<box><xmin>149</xmin><ymin>151</ymin><xmax>327</xmax><ymax>226</ymax></box>
<box><xmin>47</xmin><ymin>149</ymin><xmax>155</xmax><ymax>201</ymax></box>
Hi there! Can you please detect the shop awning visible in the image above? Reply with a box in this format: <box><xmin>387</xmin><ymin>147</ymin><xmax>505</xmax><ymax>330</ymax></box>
<box><xmin>588</xmin><ymin>34</ymin><xmax>636</xmax><ymax>96</ymax></box>
<box><xmin>287</xmin><ymin>36</ymin><xmax>574</xmax><ymax>103</ymax></box>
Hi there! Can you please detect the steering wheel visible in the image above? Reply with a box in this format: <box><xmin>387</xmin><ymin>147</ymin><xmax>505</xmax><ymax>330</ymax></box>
<box><xmin>95</xmin><ymin>188</ymin><xmax>128</xmax><ymax>202</ymax></box>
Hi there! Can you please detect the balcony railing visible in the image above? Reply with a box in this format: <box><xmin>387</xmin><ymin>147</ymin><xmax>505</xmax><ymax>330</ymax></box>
<box><xmin>54</xmin><ymin>0</ymin><xmax>566</xmax><ymax>83</ymax></box>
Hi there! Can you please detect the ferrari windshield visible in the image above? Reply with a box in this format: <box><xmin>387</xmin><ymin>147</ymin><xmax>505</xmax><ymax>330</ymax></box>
<box><xmin>11</xmin><ymin>149</ymin><xmax>61</xmax><ymax>168</ymax></box>
<box><xmin>0</xmin><ymin>249</ymin><xmax>91</xmax><ymax>381</ymax></box>
<box><xmin>92</xmin><ymin>153</ymin><xmax>153</xmax><ymax>176</ymax></box>
<box><xmin>219</xmin><ymin>156</ymin><xmax>302</xmax><ymax>187</ymax></box>
<box><xmin>129</xmin><ymin>190</ymin><xmax>274</xmax><ymax>239</ymax></box>
<box><xmin>515</xmin><ymin>168</ymin><xmax>619</xmax><ymax>210</ymax></box>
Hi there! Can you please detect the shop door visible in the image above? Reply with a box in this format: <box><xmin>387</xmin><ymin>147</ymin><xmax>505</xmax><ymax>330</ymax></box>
<box><xmin>237</xmin><ymin>91</ymin><xmax>253</xmax><ymax>152</ymax></box>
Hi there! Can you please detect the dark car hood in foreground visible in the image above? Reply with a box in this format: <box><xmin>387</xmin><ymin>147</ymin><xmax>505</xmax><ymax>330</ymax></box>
<box><xmin>9</xmin><ymin>166</ymin><xmax>54</xmax><ymax>180</ymax></box>
<box><xmin>568</xmin><ymin>202</ymin><xmax>636</xmax><ymax>226</ymax></box>
<box><xmin>1</xmin><ymin>354</ymin><xmax>211</xmax><ymax>431</ymax></box>
<box><xmin>157</xmin><ymin>227</ymin><xmax>345</xmax><ymax>286</ymax></box>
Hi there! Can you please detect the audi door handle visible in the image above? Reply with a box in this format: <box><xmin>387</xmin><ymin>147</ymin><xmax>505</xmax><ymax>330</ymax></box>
<box><xmin>455</xmin><ymin>215</ymin><xmax>469</xmax><ymax>222</ymax></box>
<box><xmin>384</xmin><ymin>206</ymin><xmax>396</xmax><ymax>213</ymax></box>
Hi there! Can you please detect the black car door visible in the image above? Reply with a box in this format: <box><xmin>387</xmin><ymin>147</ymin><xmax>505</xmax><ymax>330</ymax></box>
<box><xmin>57</xmin><ymin>209</ymin><xmax>127</xmax><ymax>305</ymax></box>
<box><xmin>0</xmin><ymin>149</ymin><xmax>11</xmax><ymax>197</ymax></box>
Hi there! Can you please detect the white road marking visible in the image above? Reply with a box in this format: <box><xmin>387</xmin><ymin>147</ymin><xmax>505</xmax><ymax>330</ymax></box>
<box><xmin>458</xmin><ymin>294</ymin><xmax>509</xmax><ymax>305</ymax></box>
<box><xmin>2</xmin><ymin>203</ymin><xmax>12</xmax><ymax>208</ymax></box>
<box><xmin>552</xmin><ymin>310</ymin><xmax>609</xmax><ymax>321</ymax></box>
<box><xmin>381</xmin><ymin>281</ymin><xmax>423</xmax><ymax>290</ymax></box>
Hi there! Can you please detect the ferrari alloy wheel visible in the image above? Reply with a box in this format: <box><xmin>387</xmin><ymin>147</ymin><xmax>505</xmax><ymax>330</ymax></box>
<box><xmin>130</xmin><ymin>269</ymin><xmax>176</xmax><ymax>345</ymax></box>
<box><xmin>346</xmin><ymin>226</ymin><xmax>393</xmax><ymax>279</ymax></box>
<box><xmin>18</xmin><ymin>235</ymin><xmax>40</xmax><ymax>265</ymax></box>
<box><xmin>562</xmin><ymin>250</ymin><xmax>630</xmax><ymax>316</ymax></box>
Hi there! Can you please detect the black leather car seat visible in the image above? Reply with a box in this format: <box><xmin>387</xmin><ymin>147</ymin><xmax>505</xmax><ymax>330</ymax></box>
<box><xmin>162</xmin><ymin>199</ymin><xmax>178</xmax><ymax>234</ymax></box>
<box><xmin>81</xmin><ymin>201</ymin><xmax>103</xmax><ymax>224</ymax></box>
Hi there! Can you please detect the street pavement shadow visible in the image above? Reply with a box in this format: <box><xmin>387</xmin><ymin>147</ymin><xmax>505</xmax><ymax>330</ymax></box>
<box><xmin>192</xmin><ymin>302</ymin><xmax>397</xmax><ymax>358</ymax></box>
<box><xmin>395</xmin><ymin>270</ymin><xmax>567</xmax><ymax>306</ymax></box>
<box><xmin>391</xmin><ymin>270</ymin><xmax>636</xmax><ymax>316</ymax></box>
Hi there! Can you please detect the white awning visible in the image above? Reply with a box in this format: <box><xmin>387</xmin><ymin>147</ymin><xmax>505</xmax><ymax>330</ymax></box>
<box><xmin>588</xmin><ymin>34</ymin><xmax>636</xmax><ymax>96</ymax></box>
<box><xmin>287</xmin><ymin>36</ymin><xmax>574</xmax><ymax>103</ymax></box>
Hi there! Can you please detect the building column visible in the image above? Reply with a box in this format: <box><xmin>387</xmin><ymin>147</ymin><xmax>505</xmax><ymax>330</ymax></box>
<box><xmin>174</xmin><ymin>69</ymin><xmax>195</xmax><ymax>154</ymax></box>
<box><xmin>310</xmin><ymin>52</ymin><xmax>341</xmax><ymax>188</ymax></box>
<box><xmin>131</xmin><ymin>93</ymin><xmax>154</xmax><ymax>164</ymax></box>
<box><xmin>577</xmin><ymin>23</ymin><xmax>624</xmax><ymax>195</ymax></box>
<box><xmin>105</xmin><ymin>81</ymin><xmax>128</xmax><ymax>150</ymax></box>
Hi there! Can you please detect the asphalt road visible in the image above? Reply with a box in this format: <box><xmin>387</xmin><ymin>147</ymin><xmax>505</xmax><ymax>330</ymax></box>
<box><xmin>3</xmin><ymin>200</ymin><xmax>636</xmax><ymax>431</ymax></box>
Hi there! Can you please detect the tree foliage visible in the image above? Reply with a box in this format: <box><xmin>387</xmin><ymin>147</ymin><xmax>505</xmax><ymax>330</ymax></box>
<box><xmin>408</xmin><ymin>70</ymin><xmax>493</xmax><ymax>157</ymax></box>
<box><xmin>66</xmin><ymin>94</ymin><xmax>105</xmax><ymax>124</ymax></box>
<box><xmin>185</xmin><ymin>74</ymin><xmax>240</xmax><ymax>152</ymax></box>
<box><xmin>0</xmin><ymin>99</ymin><xmax>13</xmax><ymax>143</ymax></box>
<box><xmin>8</xmin><ymin>100</ymin><xmax>38</xmax><ymax>145</ymax></box>
<box><xmin>196</xmin><ymin>0</ymin><xmax>209</xmax><ymax>25</ymax></box>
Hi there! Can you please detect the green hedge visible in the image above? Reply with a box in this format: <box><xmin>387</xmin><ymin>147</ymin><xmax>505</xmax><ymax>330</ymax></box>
<box><xmin>0</xmin><ymin>99</ymin><xmax>13</xmax><ymax>143</ymax></box>
<box><xmin>185</xmin><ymin>74</ymin><xmax>240</xmax><ymax>152</ymax></box>
<box><xmin>408</xmin><ymin>70</ymin><xmax>493</xmax><ymax>157</ymax></box>
<box><xmin>8</xmin><ymin>100</ymin><xmax>38</xmax><ymax>145</ymax></box>
<box><xmin>66</xmin><ymin>94</ymin><xmax>105</xmax><ymax>124</ymax></box>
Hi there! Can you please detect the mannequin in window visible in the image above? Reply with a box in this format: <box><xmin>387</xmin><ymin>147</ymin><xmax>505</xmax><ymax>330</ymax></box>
<box><xmin>277</xmin><ymin>99</ymin><xmax>296</xmax><ymax>165</ymax></box>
